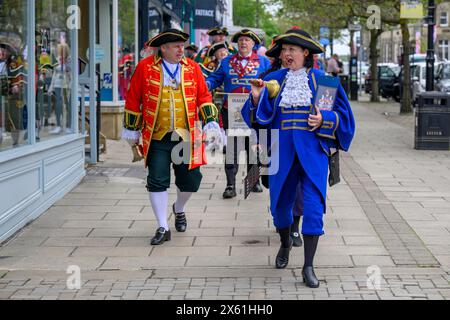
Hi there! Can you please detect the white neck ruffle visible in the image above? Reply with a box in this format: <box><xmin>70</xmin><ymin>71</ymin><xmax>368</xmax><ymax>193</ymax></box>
<box><xmin>279</xmin><ymin>68</ymin><xmax>312</xmax><ymax>108</ymax></box>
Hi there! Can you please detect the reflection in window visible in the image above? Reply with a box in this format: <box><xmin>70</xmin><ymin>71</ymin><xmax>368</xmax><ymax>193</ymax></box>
<box><xmin>0</xmin><ymin>0</ymin><xmax>28</xmax><ymax>151</ymax></box>
<box><xmin>118</xmin><ymin>0</ymin><xmax>136</xmax><ymax>101</ymax></box>
<box><xmin>36</xmin><ymin>0</ymin><xmax>73</xmax><ymax>141</ymax></box>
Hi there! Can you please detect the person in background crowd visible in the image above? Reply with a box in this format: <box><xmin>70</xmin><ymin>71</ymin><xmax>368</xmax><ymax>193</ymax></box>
<box><xmin>184</xmin><ymin>43</ymin><xmax>198</xmax><ymax>60</ymax></box>
<box><xmin>0</xmin><ymin>42</ymin><xmax>26</xmax><ymax>146</ymax></box>
<box><xmin>206</xmin><ymin>29</ymin><xmax>271</xmax><ymax>199</ymax></box>
<box><xmin>313</xmin><ymin>54</ymin><xmax>324</xmax><ymax>71</ymax></box>
<box><xmin>327</xmin><ymin>54</ymin><xmax>341</xmax><ymax>76</ymax></box>
<box><xmin>200</xmin><ymin>42</ymin><xmax>230</xmax><ymax>77</ymax></box>
<box><xmin>118</xmin><ymin>46</ymin><xmax>135</xmax><ymax>101</ymax></box>
<box><xmin>48</xmin><ymin>42</ymin><xmax>71</xmax><ymax>135</ymax></box>
<box><xmin>195</xmin><ymin>27</ymin><xmax>236</xmax><ymax>66</ymax></box>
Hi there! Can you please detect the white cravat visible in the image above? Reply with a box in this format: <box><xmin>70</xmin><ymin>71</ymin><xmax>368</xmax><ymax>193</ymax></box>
<box><xmin>238</xmin><ymin>52</ymin><xmax>252</xmax><ymax>68</ymax></box>
<box><xmin>279</xmin><ymin>68</ymin><xmax>312</xmax><ymax>108</ymax></box>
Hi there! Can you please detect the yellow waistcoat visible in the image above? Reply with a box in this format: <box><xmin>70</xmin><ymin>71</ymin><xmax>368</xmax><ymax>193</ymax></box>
<box><xmin>152</xmin><ymin>86</ymin><xmax>189</xmax><ymax>141</ymax></box>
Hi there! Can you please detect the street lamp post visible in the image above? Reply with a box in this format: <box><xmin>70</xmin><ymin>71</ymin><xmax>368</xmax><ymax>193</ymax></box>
<box><xmin>426</xmin><ymin>0</ymin><xmax>436</xmax><ymax>91</ymax></box>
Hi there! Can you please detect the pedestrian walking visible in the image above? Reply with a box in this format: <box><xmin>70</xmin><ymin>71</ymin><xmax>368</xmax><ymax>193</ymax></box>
<box><xmin>242</xmin><ymin>28</ymin><xmax>355</xmax><ymax>288</ymax></box>
<box><xmin>206</xmin><ymin>29</ymin><xmax>271</xmax><ymax>199</ymax></box>
<box><xmin>121</xmin><ymin>29</ymin><xmax>221</xmax><ymax>246</ymax></box>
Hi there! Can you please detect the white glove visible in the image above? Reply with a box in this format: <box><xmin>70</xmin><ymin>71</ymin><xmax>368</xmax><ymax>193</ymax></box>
<box><xmin>204</xmin><ymin>121</ymin><xmax>223</xmax><ymax>152</ymax></box>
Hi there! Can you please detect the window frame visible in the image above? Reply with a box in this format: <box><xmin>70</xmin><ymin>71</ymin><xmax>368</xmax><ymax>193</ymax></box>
<box><xmin>440</xmin><ymin>11</ymin><xmax>449</xmax><ymax>27</ymax></box>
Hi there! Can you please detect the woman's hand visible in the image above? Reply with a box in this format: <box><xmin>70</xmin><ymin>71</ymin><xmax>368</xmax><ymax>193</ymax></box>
<box><xmin>308</xmin><ymin>106</ymin><xmax>323</xmax><ymax>131</ymax></box>
<box><xmin>250</xmin><ymin>79</ymin><xmax>265</xmax><ymax>105</ymax></box>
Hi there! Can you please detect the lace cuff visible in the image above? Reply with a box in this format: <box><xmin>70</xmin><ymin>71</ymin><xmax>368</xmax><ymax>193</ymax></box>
<box><xmin>121</xmin><ymin>128</ymin><xmax>141</xmax><ymax>141</ymax></box>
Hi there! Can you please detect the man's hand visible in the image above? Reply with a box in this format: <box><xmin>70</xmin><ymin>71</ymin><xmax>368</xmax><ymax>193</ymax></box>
<box><xmin>308</xmin><ymin>106</ymin><xmax>323</xmax><ymax>131</ymax></box>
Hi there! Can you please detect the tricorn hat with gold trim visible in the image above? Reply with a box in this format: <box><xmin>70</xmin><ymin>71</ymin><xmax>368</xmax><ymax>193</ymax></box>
<box><xmin>207</xmin><ymin>42</ymin><xmax>228</xmax><ymax>57</ymax></box>
<box><xmin>207</xmin><ymin>27</ymin><xmax>229</xmax><ymax>36</ymax></box>
<box><xmin>274</xmin><ymin>28</ymin><xmax>324</xmax><ymax>54</ymax></box>
<box><xmin>185</xmin><ymin>43</ymin><xmax>199</xmax><ymax>52</ymax></box>
<box><xmin>231</xmin><ymin>29</ymin><xmax>261</xmax><ymax>45</ymax></box>
<box><xmin>147</xmin><ymin>29</ymin><xmax>189</xmax><ymax>47</ymax></box>
<box><xmin>265</xmin><ymin>36</ymin><xmax>281</xmax><ymax>58</ymax></box>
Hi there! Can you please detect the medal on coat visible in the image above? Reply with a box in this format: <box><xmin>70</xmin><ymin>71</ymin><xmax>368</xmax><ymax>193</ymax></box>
<box><xmin>162</xmin><ymin>60</ymin><xmax>179</xmax><ymax>86</ymax></box>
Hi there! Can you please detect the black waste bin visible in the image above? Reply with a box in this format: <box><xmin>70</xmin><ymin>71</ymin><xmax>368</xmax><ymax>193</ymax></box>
<box><xmin>339</xmin><ymin>74</ymin><xmax>350</xmax><ymax>96</ymax></box>
<box><xmin>415</xmin><ymin>92</ymin><xmax>450</xmax><ymax>150</ymax></box>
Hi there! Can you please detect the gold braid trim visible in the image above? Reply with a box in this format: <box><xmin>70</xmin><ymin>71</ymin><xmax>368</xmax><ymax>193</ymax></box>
<box><xmin>124</xmin><ymin>109</ymin><xmax>142</xmax><ymax>131</ymax></box>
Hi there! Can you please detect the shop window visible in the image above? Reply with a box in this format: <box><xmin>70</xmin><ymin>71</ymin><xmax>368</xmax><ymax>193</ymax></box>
<box><xmin>35</xmin><ymin>0</ymin><xmax>74</xmax><ymax>141</ymax></box>
<box><xmin>0</xmin><ymin>0</ymin><xmax>29</xmax><ymax>151</ymax></box>
<box><xmin>118</xmin><ymin>0</ymin><xmax>136</xmax><ymax>101</ymax></box>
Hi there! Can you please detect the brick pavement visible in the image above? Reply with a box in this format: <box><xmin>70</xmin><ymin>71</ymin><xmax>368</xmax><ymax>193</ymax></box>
<box><xmin>0</xmin><ymin>99</ymin><xmax>449</xmax><ymax>300</ymax></box>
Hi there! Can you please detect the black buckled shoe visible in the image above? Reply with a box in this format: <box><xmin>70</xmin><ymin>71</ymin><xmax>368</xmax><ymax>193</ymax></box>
<box><xmin>251</xmin><ymin>181</ymin><xmax>263</xmax><ymax>193</ymax></box>
<box><xmin>291</xmin><ymin>231</ymin><xmax>303</xmax><ymax>247</ymax></box>
<box><xmin>173</xmin><ymin>204</ymin><xmax>187</xmax><ymax>232</ymax></box>
<box><xmin>150</xmin><ymin>227</ymin><xmax>171</xmax><ymax>245</ymax></box>
<box><xmin>223</xmin><ymin>185</ymin><xmax>237</xmax><ymax>199</ymax></box>
<box><xmin>275</xmin><ymin>239</ymin><xmax>293</xmax><ymax>269</ymax></box>
<box><xmin>302</xmin><ymin>266</ymin><xmax>320</xmax><ymax>288</ymax></box>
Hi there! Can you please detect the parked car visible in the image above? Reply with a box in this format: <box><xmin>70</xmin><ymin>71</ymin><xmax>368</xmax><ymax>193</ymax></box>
<box><xmin>435</xmin><ymin>62</ymin><xmax>450</xmax><ymax>93</ymax></box>
<box><xmin>410</xmin><ymin>61</ymin><xmax>443</xmax><ymax>107</ymax></box>
<box><xmin>364</xmin><ymin>63</ymin><xmax>399</xmax><ymax>95</ymax></box>
<box><xmin>380</xmin><ymin>64</ymin><xmax>401</xmax><ymax>101</ymax></box>
<box><xmin>396</xmin><ymin>61</ymin><xmax>442</xmax><ymax>108</ymax></box>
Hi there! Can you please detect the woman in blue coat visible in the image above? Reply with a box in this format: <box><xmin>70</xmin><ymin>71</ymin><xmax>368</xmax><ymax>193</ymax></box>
<box><xmin>242</xmin><ymin>28</ymin><xmax>355</xmax><ymax>288</ymax></box>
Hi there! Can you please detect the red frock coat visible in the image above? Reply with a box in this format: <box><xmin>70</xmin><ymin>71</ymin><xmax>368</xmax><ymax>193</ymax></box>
<box><xmin>124</xmin><ymin>55</ymin><xmax>217</xmax><ymax>170</ymax></box>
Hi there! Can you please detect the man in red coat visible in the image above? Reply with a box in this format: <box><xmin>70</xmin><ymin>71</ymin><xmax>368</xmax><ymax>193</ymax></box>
<box><xmin>122</xmin><ymin>29</ymin><xmax>221</xmax><ymax>245</ymax></box>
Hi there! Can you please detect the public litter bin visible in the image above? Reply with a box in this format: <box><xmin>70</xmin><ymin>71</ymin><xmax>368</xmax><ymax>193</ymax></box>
<box><xmin>415</xmin><ymin>92</ymin><xmax>450</xmax><ymax>150</ymax></box>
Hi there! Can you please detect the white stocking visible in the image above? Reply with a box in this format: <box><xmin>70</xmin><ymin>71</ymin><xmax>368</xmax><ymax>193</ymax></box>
<box><xmin>149</xmin><ymin>191</ymin><xmax>169</xmax><ymax>231</ymax></box>
<box><xmin>174</xmin><ymin>188</ymin><xmax>192</xmax><ymax>213</ymax></box>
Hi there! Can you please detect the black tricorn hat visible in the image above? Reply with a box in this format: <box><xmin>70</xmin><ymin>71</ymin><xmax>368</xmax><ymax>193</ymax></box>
<box><xmin>147</xmin><ymin>29</ymin><xmax>189</xmax><ymax>47</ymax></box>
<box><xmin>185</xmin><ymin>44</ymin><xmax>199</xmax><ymax>52</ymax></box>
<box><xmin>0</xmin><ymin>42</ymin><xmax>17</xmax><ymax>56</ymax></box>
<box><xmin>207</xmin><ymin>42</ymin><xmax>228</xmax><ymax>57</ymax></box>
<box><xmin>265</xmin><ymin>36</ymin><xmax>281</xmax><ymax>58</ymax></box>
<box><xmin>207</xmin><ymin>27</ymin><xmax>229</xmax><ymax>36</ymax></box>
<box><xmin>231</xmin><ymin>29</ymin><xmax>261</xmax><ymax>45</ymax></box>
<box><xmin>275</xmin><ymin>28</ymin><xmax>324</xmax><ymax>54</ymax></box>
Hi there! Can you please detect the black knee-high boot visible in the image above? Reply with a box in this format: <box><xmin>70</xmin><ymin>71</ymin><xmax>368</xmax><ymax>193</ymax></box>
<box><xmin>275</xmin><ymin>227</ymin><xmax>293</xmax><ymax>269</ymax></box>
<box><xmin>302</xmin><ymin>235</ymin><xmax>320</xmax><ymax>288</ymax></box>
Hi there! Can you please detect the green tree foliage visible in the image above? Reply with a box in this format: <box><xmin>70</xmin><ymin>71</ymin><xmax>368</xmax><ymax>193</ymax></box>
<box><xmin>119</xmin><ymin>0</ymin><xmax>136</xmax><ymax>50</ymax></box>
<box><xmin>233</xmin><ymin>0</ymin><xmax>280</xmax><ymax>45</ymax></box>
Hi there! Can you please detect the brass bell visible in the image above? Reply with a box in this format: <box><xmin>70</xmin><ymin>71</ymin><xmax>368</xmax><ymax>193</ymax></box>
<box><xmin>131</xmin><ymin>144</ymin><xmax>144</xmax><ymax>163</ymax></box>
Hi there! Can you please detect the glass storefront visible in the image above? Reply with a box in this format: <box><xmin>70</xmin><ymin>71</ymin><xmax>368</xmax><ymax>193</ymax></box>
<box><xmin>0</xmin><ymin>0</ymin><xmax>78</xmax><ymax>152</ymax></box>
<box><xmin>118</xmin><ymin>0</ymin><xmax>137</xmax><ymax>101</ymax></box>
<box><xmin>36</xmin><ymin>0</ymin><xmax>74</xmax><ymax>140</ymax></box>
<box><xmin>0</xmin><ymin>0</ymin><xmax>85</xmax><ymax>243</ymax></box>
<box><xmin>0</xmin><ymin>0</ymin><xmax>28</xmax><ymax>151</ymax></box>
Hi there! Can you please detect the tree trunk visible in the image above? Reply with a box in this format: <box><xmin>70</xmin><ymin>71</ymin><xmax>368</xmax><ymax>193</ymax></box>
<box><xmin>370</xmin><ymin>29</ymin><xmax>380</xmax><ymax>102</ymax></box>
<box><xmin>400</xmin><ymin>21</ymin><xmax>412</xmax><ymax>113</ymax></box>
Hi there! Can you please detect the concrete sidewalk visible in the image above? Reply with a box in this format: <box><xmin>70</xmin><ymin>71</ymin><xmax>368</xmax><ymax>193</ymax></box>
<box><xmin>0</xmin><ymin>100</ymin><xmax>449</xmax><ymax>300</ymax></box>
